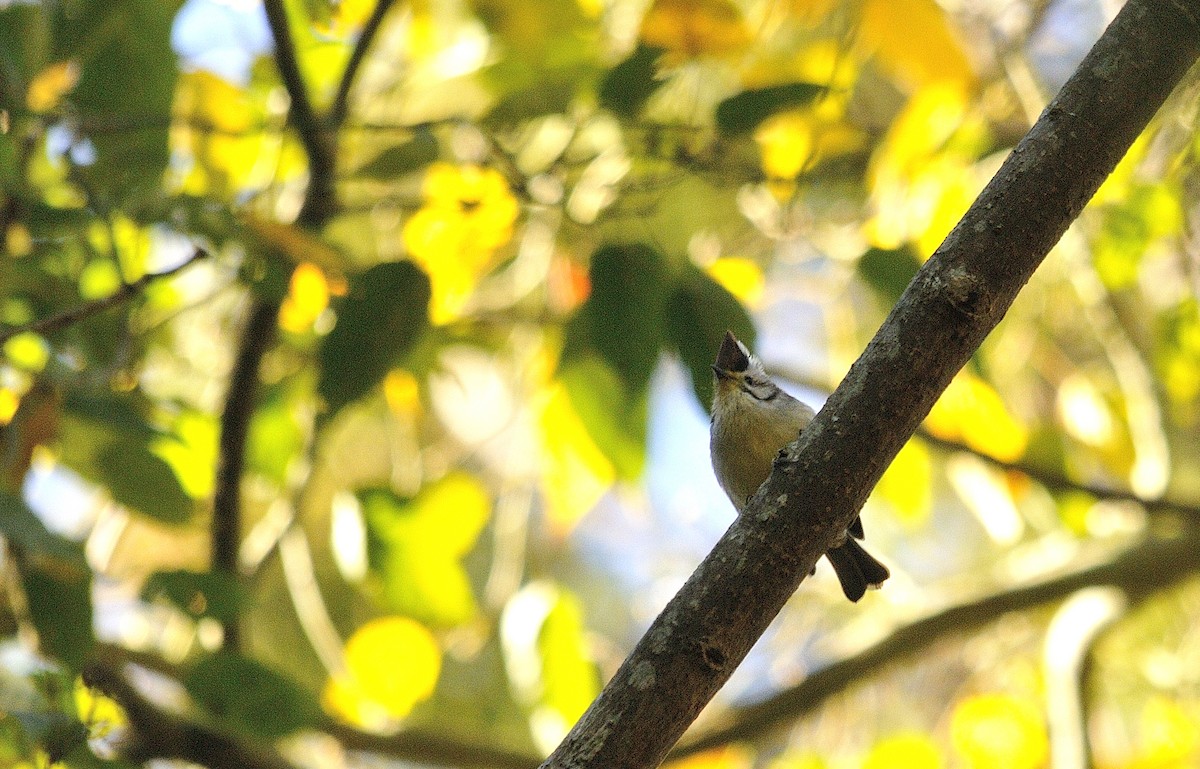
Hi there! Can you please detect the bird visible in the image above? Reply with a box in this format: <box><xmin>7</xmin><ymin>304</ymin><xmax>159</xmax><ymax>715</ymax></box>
<box><xmin>709</xmin><ymin>330</ymin><xmax>889</xmax><ymax>601</ymax></box>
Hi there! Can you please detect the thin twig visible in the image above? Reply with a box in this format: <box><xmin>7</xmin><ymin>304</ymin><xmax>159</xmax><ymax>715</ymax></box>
<box><xmin>84</xmin><ymin>656</ymin><xmax>302</xmax><ymax>769</ymax></box>
<box><xmin>0</xmin><ymin>248</ymin><xmax>209</xmax><ymax>345</ymax></box>
<box><xmin>766</xmin><ymin>363</ymin><xmax>1200</xmax><ymax>519</ymax></box>
<box><xmin>672</xmin><ymin>531</ymin><xmax>1200</xmax><ymax>757</ymax></box>
<box><xmin>92</xmin><ymin>641</ymin><xmax>540</xmax><ymax>769</ymax></box>
<box><xmin>262</xmin><ymin>0</ymin><xmax>336</xmax><ymax>225</ymax></box>
<box><xmin>87</xmin><ymin>530</ymin><xmax>1200</xmax><ymax>767</ymax></box>
<box><xmin>329</xmin><ymin>0</ymin><xmax>398</xmax><ymax>129</ymax></box>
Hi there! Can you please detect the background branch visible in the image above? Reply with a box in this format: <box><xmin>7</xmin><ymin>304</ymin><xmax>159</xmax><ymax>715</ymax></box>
<box><xmin>208</xmin><ymin>0</ymin><xmax>350</xmax><ymax>655</ymax></box>
<box><xmin>93</xmin><ymin>642</ymin><xmax>542</xmax><ymax>769</ymax></box>
<box><xmin>211</xmin><ymin>299</ymin><xmax>278</xmax><ymax>651</ymax></box>
<box><xmin>767</xmin><ymin>362</ymin><xmax>1200</xmax><ymax>519</ymax></box>
<box><xmin>0</xmin><ymin>248</ymin><xmax>209</xmax><ymax>345</ymax></box>
<box><xmin>85</xmin><ymin>657</ymin><xmax>301</xmax><ymax>769</ymax></box>
<box><xmin>329</xmin><ymin>0</ymin><xmax>397</xmax><ymax>129</ymax></box>
<box><xmin>673</xmin><ymin>531</ymin><xmax>1200</xmax><ymax>756</ymax></box>
<box><xmin>262</xmin><ymin>0</ymin><xmax>336</xmax><ymax>225</ymax></box>
<box><xmin>542</xmin><ymin>3</ymin><xmax>1200</xmax><ymax>767</ymax></box>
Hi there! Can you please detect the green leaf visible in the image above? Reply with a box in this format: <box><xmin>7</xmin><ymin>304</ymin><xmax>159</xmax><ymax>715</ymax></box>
<box><xmin>22</xmin><ymin>564</ymin><xmax>93</xmax><ymax>671</ymax></box>
<box><xmin>715</xmin><ymin>82</ymin><xmax>825</xmax><ymax>134</ymax></box>
<box><xmin>0</xmin><ymin>3</ymin><xmax>51</xmax><ymax>96</ymax></box>
<box><xmin>359</xmin><ymin>474</ymin><xmax>490</xmax><ymax>627</ymax></box>
<box><xmin>665</xmin><ymin>266</ymin><xmax>756</xmax><ymax>410</ymax></box>
<box><xmin>857</xmin><ymin>245</ymin><xmax>922</xmax><ymax>307</ymax></box>
<box><xmin>355</xmin><ymin>129</ymin><xmax>439</xmax><ymax>180</ymax></box>
<box><xmin>245</xmin><ymin>380</ymin><xmax>308</xmax><ymax>485</ymax></box>
<box><xmin>559</xmin><ymin>243</ymin><xmax>670</xmax><ymax>478</ymax></box>
<box><xmin>96</xmin><ymin>438</ymin><xmax>193</xmax><ymax>524</ymax></box>
<box><xmin>536</xmin><ymin>587</ymin><xmax>600</xmax><ymax>729</ymax></box>
<box><xmin>9</xmin><ymin>709</ymin><xmax>87</xmax><ymax>765</ymax></box>
<box><xmin>486</xmin><ymin>80</ymin><xmax>576</xmax><ymax>127</ymax></box>
<box><xmin>599</xmin><ymin>45</ymin><xmax>666</xmax><ymax>118</ymax></box>
<box><xmin>184</xmin><ymin>652</ymin><xmax>321</xmax><ymax>738</ymax></box>
<box><xmin>62</xmin><ymin>393</ymin><xmax>161</xmax><ymax>440</ymax></box>
<box><xmin>0</xmin><ymin>492</ymin><xmax>86</xmax><ymax>569</ymax></box>
<box><xmin>142</xmin><ymin>570</ymin><xmax>244</xmax><ymax>623</ymax></box>
<box><xmin>566</xmin><ymin>243</ymin><xmax>670</xmax><ymax>394</ymax></box>
<box><xmin>560</xmin><ymin>355</ymin><xmax>646</xmax><ymax>479</ymax></box>
<box><xmin>25</xmin><ymin>204</ymin><xmax>98</xmax><ymax>241</ymax></box>
<box><xmin>1094</xmin><ymin>184</ymin><xmax>1180</xmax><ymax>291</ymax></box>
<box><xmin>69</xmin><ymin>0</ymin><xmax>185</xmax><ymax>200</ymax></box>
<box><xmin>56</xmin><ymin>393</ymin><xmax>164</xmax><ymax>497</ymax></box>
<box><xmin>317</xmin><ymin>261</ymin><xmax>431</xmax><ymax>416</ymax></box>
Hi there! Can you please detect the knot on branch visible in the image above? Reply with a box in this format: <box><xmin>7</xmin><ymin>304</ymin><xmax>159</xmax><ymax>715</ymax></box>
<box><xmin>698</xmin><ymin>639</ymin><xmax>728</xmax><ymax>671</ymax></box>
<box><xmin>939</xmin><ymin>266</ymin><xmax>992</xmax><ymax>319</ymax></box>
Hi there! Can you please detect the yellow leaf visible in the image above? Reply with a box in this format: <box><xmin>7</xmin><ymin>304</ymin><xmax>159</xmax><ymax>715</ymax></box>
<box><xmin>749</xmin><ymin>43</ymin><xmax>866</xmax><ymax>183</ymax></box>
<box><xmin>320</xmin><ymin>0</ymin><xmax>376</xmax><ymax>35</ymax></box>
<box><xmin>874</xmin><ymin>438</ymin><xmax>932</xmax><ymax>526</ymax></box>
<box><xmin>537</xmin><ymin>589</ymin><xmax>600</xmax><ymax>732</ymax></box>
<box><xmin>0</xmin><ymin>388</ymin><xmax>19</xmax><ymax>426</ymax></box>
<box><xmin>411</xmin><ymin>472</ymin><xmax>491</xmax><ymax>555</ymax></box>
<box><xmin>866</xmin><ymin>83</ymin><xmax>982</xmax><ymax>254</ymax></box>
<box><xmin>859</xmin><ymin>0</ymin><xmax>975</xmax><ymax>90</ymax></box>
<box><xmin>502</xmin><ymin>582</ymin><xmax>602</xmax><ymax>751</ymax></box>
<box><xmin>864</xmin><ymin>733</ymin><xmax>942</xmax><ymax>769</ymax></box>
<box><xmin>665</xmin><ymin>745</ymin><xmax>754</xmax><ymax>769</ymax></box>
<box><xmin>324</xmin><ymin>616</ymin><xmax>442</xmax><ymax>728</ymax></box>
<box><xmin>639</xmin><ymin>0</ymin><xmax>750</xmax><ymax>61</ymax></box>
<box><xmin>538</xmin><ymin>383</ymin><xmax>614</xmax><ymax>535</ymax></box>
<box><xmin>5</xmin><ymin>223</ymin><xmax>32</xmax><ymax>258</ymax></box>
<box><xmin>153</xmin><ymin>410</ymin><xmax>218</xmax><ymax>499</ymax></box>
<box><xmin>1093</xmin><ymin>134</ymin><xmax>1148</xmax><ymax>206</ymax></box>
<box><xmin>26</xmin><ymin>61</ymin><xmax>78</xmax><ymax>112</ymax></box>
<box><xmin>384</xmin><ymin>369</ymin><xmax>422</xmax><ymax>416</ymax></box>
<box><xmin>1139</xmin><ymin>696</ymin><xmax>1198</xmax><ymax>765</ymax></box>
<box><xmin>79</xmin><ymin>260</ymin><xmax>122</xmax><ymax>300</ymax></box>
<box><xmin>171</xmin><ymin>71</ymin><xmax>263</xmax><ymax>195</ymax></box>
<box><xmin>75</xmin><ymin>676</ymin><xmax>128</xmax><ymax>739</ymax></box>
<box><xmin>925</xmin><ymin>371</ymin><xmax>1027</xmax><ymax>462</ymax></box>
<box><xmin>756</xmin><ymin>111</ymin><xmax>815</xmax><ymax>181</ymax></box>
<box><xmin>706</xmin><ymin>257</ymin><xmax>765</xmax><ymax>307</ymax></box>
<box><xmin>403</xmin><ymin>163</ymin><xmax>520</xmax><ymax>324</ymax></box>
<box><xmin>950</xmin><ymin>694</ymin><xmax>1048</xmax><ymax>769</ymax></box>
<box><xmin>279</xmin><ymin>262</ymin><xmax>331</xmax><ymax>333</ymax></box>
<box><xmin>3</xmin><ymin>332</ymin><xmax>49</xmax><ymax>373</ymax></box>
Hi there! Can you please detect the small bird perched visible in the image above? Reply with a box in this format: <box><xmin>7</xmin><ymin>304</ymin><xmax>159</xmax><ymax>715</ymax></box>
<box><xmin>710</xmin><ymin>331</ymin><xmax>890</xmax><ymax>601</ymax></box>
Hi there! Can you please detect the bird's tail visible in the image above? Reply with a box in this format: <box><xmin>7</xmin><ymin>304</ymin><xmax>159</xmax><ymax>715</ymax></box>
<box><xmin>825</xmin><ymin>537</ymin><xmax>890</xmax><ymax>602</ymax></box>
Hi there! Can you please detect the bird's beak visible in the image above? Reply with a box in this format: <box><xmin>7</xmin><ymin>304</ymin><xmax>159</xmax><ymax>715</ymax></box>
<box><xmin>711</xmin><ymin>364</ymin><xmax>734</xmax><ymax>381</ymax></box>
<box><xmin>714</xmin><ymin>330</ymin><xmax>750</xmax><ymax>373</ymax></box>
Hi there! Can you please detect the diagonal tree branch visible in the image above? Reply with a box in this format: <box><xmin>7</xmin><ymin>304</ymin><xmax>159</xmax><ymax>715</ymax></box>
<box><xmin>542</xmin><ymin>2</ymin><xmax>1200</xmax><ymax>767</ymax></box>
<box><xmin>672</xmin><ymin>530</ymin><xmax>1200</xmax><ymax>756</ymax></box>
<box><xmin>0</xmin><ymin>248</ymin><xmax>209</xmax><ymax>345</ymax></box>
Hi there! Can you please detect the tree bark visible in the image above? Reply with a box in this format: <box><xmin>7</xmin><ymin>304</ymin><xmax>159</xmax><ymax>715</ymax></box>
<box><xmin>541</xmin><ymin>2</ymin><xmax>1200</xmax><ymax>767</ymax></box>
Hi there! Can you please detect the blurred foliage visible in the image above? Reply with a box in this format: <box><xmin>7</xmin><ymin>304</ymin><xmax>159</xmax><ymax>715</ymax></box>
<box><xmin>1</xmin><ymin>0</ymin><xmax>1199</xmax><ymax>767</ymax></box>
